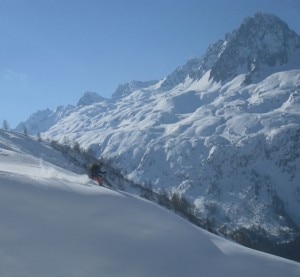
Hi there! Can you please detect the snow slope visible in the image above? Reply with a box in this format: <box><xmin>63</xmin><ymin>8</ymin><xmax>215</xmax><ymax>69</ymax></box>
<box><xmin>1</xmin><ymin>130</ymin><xmax>300</xmax><ymax>276</ymax></box>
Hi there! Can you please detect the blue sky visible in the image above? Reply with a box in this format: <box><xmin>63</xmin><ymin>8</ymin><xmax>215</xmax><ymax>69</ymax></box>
<box><xmin>1</xmin><ymin>0</ymin><xmax>300</xmax><ymax>128</ymax></box>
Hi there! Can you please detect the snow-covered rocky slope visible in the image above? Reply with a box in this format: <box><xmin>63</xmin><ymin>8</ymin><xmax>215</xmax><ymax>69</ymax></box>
<box><xmin>1</xmin><ymin>130</ymin><xmax>300</xmax><ymax>276</ymax></box>
<box><xmin>16</xmin><ymin>12</ymin><xmax>300</xmax><ymax>256</ymax></box>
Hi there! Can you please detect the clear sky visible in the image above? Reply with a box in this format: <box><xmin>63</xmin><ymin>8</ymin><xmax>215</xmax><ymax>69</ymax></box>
<box><xmin>1</xmin><ymin>0</ymin><xmax>300</xmax><ymax>128</ymax></box>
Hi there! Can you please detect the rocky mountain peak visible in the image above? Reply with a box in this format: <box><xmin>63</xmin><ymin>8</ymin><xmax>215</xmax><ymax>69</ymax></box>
<box><xmin>210</xmin><ymin>12</ymin><xmax>300</xmax><ymax>83</ymax></box>
<box><xmin>112</xmin><ymin>80</ymin><xmax>158</xmax><ymax>100</ymax></box>
<box><xmin>162</xmin><ymin>12</ymin><xmax>300</xmax><ymax>89</ymax></box>
<box><xmin>77</xmin><ymin>91</ymin><xmax>106</xmax><ymax>106</ymax></box>
<box><xmin>161</xmin><ymin>39</ymin><xmax>225</xmax><ymax>88</ymax></box>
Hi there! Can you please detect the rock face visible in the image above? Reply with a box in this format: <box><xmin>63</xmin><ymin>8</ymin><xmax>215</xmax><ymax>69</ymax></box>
<box><xmin>161</xmin><ymin>39</ymin><xmax>225</xmax><ymax>88</ymax></box>
<box><xmin>15</xmin><ymin>105</ymin><xmax>74</xmax><ymax>135</ymax></box>
<box><xmin>112</xmin><ymin>80</ymin><xmax>158</xmax><ymax>100</ymax></box>
<box><xmin>77</xmin><ymin>91</ymin><xmax>107</xmax><ymax>106</ymax></box>
<box><xmin>210</xmin><ymin>13</ymin><xmax>300</xmax><ymax>83</ymax></box>
<box><xmin>162</xmin><ymin>12</ymin><xmax>300</xmax><ymax>88</ymax></box>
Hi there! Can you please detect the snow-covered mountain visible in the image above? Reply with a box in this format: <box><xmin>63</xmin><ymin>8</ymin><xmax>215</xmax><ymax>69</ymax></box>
<box><xmin>77</xmin><ymin>91</ymin><xmax>108</xmax><ymax>106</ymax></box>
<box><xmin>112</xmin><ymin>80</ymin><xmax>158</xmax><ymax>100</ymax></box>
<box><xmin>15</xmin><ymin>105</ymin><xmax>74</xmax><ymax>134</ymax></box>
<box><xmin>162</xmin><ymin>12</ymin><xmax>300</xmax><ymax>88</ymax></box>
<box><xmin>1</xmin><ymin>130</ymin><xmax>300</xmax><ymax>276</ymax></box>
<box><xmin>210</xmin><ymin>12</ymin><xmax>300</xmax><ymax>84</ymax></box>
<box><xmin>16</xmin><ymin>12</ymin><xmax>300</xmax><ymax>259</ymax></box>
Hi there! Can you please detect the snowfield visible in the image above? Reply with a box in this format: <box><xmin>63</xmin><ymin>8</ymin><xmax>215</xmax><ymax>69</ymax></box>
<box><xmin>1</xmin><ymin>131</ymin><xmax>300</xmax><ymax>276</ymax></box>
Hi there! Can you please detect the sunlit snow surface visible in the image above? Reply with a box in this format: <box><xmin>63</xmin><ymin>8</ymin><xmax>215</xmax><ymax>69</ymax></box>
<box><xmin>1</xmin><ymin>131</ymin><xmax>299</xmax><ymax>276</ymax></box>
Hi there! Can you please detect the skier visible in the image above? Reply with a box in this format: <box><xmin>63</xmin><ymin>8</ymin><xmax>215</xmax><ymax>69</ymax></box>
<box><xmin>88</xmin><ymin>162</ymin><xmax>106</xmax><ymax>186</ymax></box>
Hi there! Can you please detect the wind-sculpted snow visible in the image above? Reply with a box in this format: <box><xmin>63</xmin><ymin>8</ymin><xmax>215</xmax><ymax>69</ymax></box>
<box><xmin>0</xmin><ymin>131</ymin><xmax>300</xmax><ymax>276</ymax></box>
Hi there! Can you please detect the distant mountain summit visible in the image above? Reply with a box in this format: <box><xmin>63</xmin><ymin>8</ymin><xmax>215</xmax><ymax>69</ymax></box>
<box><xmin>162</xmin><ymin>12</ymin><xmax>300</xmax><ymax>88</ymax></box>
<box><xmin>210</xmin><ymin>12</ymin><xmax>300</xmax><ymax>83</ymax></box>
<box><xmin>112</xmin><ymin>80</ymin><xmax>158</xmax><ymax>100</ymax></box>
<box><xmin>77</xmin><ymin>91</ymin><xmax>107</xmax><ymax>106</ymax></box>
<box><xmin>18</xmin><ymin>13</ymin><xmax>300</xmax><ymax>135</ymax></box>
<box><xmin>15</xmin><ymin>105</ymin><xmax>74</xmax><ymax>134</ymax></box>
